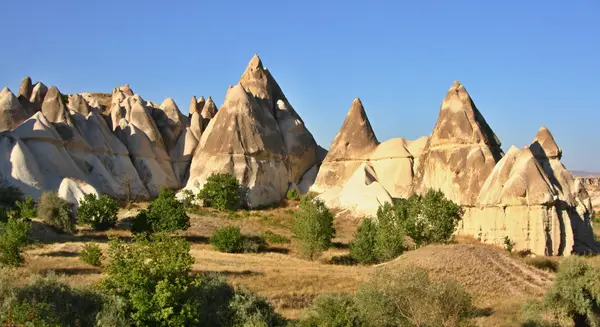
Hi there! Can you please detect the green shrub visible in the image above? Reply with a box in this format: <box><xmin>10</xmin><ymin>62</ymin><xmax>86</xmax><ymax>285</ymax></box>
<box><xmin>399</xmin><ymin>189</ymin><xmax>463</xmax><ymax>247</ymax></box>
<box><xmin>101</xmin><ymin>233</ymin><xmax>283</xmax><ymax>326</ymax></box>
<box><xmin>37</xmin><ymin>191</ymin><xmax>75</xmax><ymax>233</ymax></box>
<box><xmin>77</xmin><ymin>193</ymin><xmax>120</xmax><ymax>230</ymax></box>
<box><xmin>262</xmin><ymin>230</ymin><xmax>290</xmax><ymax>244</ymax></box>
<box><xmin>0</xmin><ymin>218</ymin><xmax>31</xmax><ymax>267</ymax></box>
<box><xmin>211</xmin><ymin>226</ymin><xmax>267</xmax><ymax>253</ymax></box>
<box><xmin>132</xmin><ymin>188</ymin><xmax>190</xmax><ymax>233</ymax></box>
<box><xmin>349</xmin><ymin>218</ymin><xmax>378</xmax><ymax>265</ymax></box>
<box><xmin>0</xmin><ymin>273</ymin><xmax>106</xmax><ymax>326</ymax></box>
<box><xmin>286</xmin><ymin>188</ymin><xmax>300</xmax><ymax>201</ymax></box>
<box><xmin>503</xmin><ymin>236</ymin><xmax>515</xmax><ymax>252</ymax></box>
<box><xmin>198</xmin><ymin>173</ymin><xmax>241</xmax><ymax>211</ymax></box>
<box><xmin>522</xmin><ymin>257</ymin><xmax>600</xmax><ymax>326</ymax></box>
<box><xmin>293</xmin><ymin>197</ymin><xmax>335</xmax><ymax>260</ymax></box>
<box><xmin>374</xmin><ymin>203</ymin><xmax>406</xmax><ymax>261</ymax></box>
<box><xmin>79</xmin><ymin>243</ymin><xmax>102</xmax><ymax>267</ymax></box>
<box><xmin>0</xmin><ymin>184</ymin><xmax>24</xmax><ymax>211</ymax></box>
<box><xmin>298</xmin><ymin>294</ymin><xmax>360</xmax><ymax>327</ymax></box>
<box><xmin>11</xmin><ymin>196</ymin><xmax>36</xmax><ymax>221</ymax></box>
<box><xmin>180</xmin><ymin>189</ymin><xmax>198</xmax><ymax>211</ymax></box>
<box><xmin>299</xmin><ymin>267</ymin><xmax>473</xmax><ymax>327</ymax></box>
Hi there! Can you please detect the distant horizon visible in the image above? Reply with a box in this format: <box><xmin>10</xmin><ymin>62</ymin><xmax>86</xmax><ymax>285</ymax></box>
<box><xmin>1</xmin><ymin>1</ymin><xmax>598</xmax><ymax>171</ymax></box>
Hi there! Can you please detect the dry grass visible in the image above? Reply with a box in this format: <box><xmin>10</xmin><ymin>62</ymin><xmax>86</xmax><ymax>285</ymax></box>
<box><xmin>16</xmin><ymin>202</ymin><xmax>570</xmax><ymax>325</ymax></box>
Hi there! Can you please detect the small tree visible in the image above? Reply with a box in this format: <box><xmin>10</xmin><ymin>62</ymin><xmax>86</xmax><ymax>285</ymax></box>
<box><xmin>132</xmin><ymin>188</ymin><xmax>190</xmax><ymax>233</ymax></box>
<box><xmin>349</xmin><ymin>218</ymin><xmax>378</xmax><ymax>264</ymax></box>
<box><xmin>292</xmin><ymin>197</ymin><xmax>335</xmax><ymax>260</ymax></box>
<box><xmin>286</xmin><ymin>188</ymin><xmax>300</xmax><ymax>201</ymax></box>
<box><xmin>198</xmin><ymin>173</ymin><xmax>241</xmax><ymax>211</ymax></box>
<box><xmin>77</xmin><ymin>193</ymin><xmax>120</xmax><ymax>230</ymax></box>
<box><xmin>375</xmin><ymin>202</ymin><xmax>407</xmax><ymax>261</ymax></box>
<box><xmin>211</xmin><ymin>226</ymin><xmax>244</xmax><ymax>253</ymax></box>
<box><xmin>0</xmin><ymin>218</ymin><xmax>31</xmax><ymax>267</ymax></box>
<box><xmin>37</xmin><ymin>191</ymin><xmax>75</xmax><ymax>234</ymax></box>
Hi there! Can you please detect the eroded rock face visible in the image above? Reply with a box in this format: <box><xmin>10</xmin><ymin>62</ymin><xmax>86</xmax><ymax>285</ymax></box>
<box><xmin>18</xmin><ymin>77</ymin><xmax>33</xmax><ymax>100</ymax></box>
<box><xmin>413</xmin><ymin>81</ymin><xmax>503</xmax><ymax>206</ymax></box>
<box><xmin>185</xmin><ymin>84</ymin><xmax>288</xmax><ymax>208</ymax></box>
<box><xmin>0</xmin><ymin>88</ymin><xmax>28</xmax><ymax>132</ymax></box>
<box><xmin>311</xmin><ymin>98</ymin><xmax>379</xmax><ymax>193</ymax></box>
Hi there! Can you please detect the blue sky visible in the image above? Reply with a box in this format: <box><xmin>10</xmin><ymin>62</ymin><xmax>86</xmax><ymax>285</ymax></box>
<box><xmin>1</xmin><ymin>1</ymin><xmax>598</xmax><ymax>171</ymax></box>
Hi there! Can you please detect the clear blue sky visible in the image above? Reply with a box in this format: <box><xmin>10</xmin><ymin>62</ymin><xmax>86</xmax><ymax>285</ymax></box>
<box><xmin>1</xmin><ymin>1</ymin><xmax>599</xmax><ymax>171</ymax></box>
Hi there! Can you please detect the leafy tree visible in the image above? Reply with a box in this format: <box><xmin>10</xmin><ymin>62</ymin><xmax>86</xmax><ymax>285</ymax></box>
<box><xmin>77</xmin><ymin>193</ymin><xmax>120</xmax><ymax>230</ymax></box>
<box><xmin>132</xmin><ymin>188</ymin><xmax>190</xmax><ymax>233</ymax></box>
<box><xmin>349</xmin><ymin>218</ymin><xmax>378</xmax><ymax>264</ymax></box>
<box><xmin>374</xmin><ymin>203</ymin><xmax>407</xmax><ymax>261</ymax></box>
<box><xmin>37</xmin><ymin>191</ymin><xmax>75</xmax><ymax>233</ymax></box>
<box><xmin>286</xmin><ymin>188</ymin><xmax>300</xmax><ymax>201</ymax></box>
<box><xmin>292</xmin><ymin>197</ymin><xmax>335</xmax><ymax>260</ymax></box>
<box><xmin>198</xmin><ymin>173</ymin><xmax>241</xmax><ymax>211</ymax></box>
<box><xmin>210</xmin><ymin>226</ymin><xmax>267</xmax><ymax>253</ymax></box>
<box><xmin>0</xmin><ymin>218</ymin><xmax>31</xmax><ymax>267</ymax></box>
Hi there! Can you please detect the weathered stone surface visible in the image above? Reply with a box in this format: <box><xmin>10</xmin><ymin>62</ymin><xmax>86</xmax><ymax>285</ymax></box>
<box><xmin>0</xmin><ymin>88</ymin><xmax>28</xmax><ymax>131</ymax></box>
<box><xmin>185</xmin><ymin>84</ymin><xmax>288</xmax><ymax>208</ymax></box>
<box><xmin>197</xmin><ymin>96</ymin><xmax>206</xmax><ymax>114</ymax></box>
<box><xmin>311</xmin><ymin>98</ymin><xmax>378</xmax><ymax>193</ymax></box>
<box><xmin>58</xmin><ymin>178</ymin><xmax>99</xmax><ymax>206</ymax></box>
<box><xmin>318</xmin><ymin>162</ymin><xmax>393</xmax><ymax>218</ymax></box>
<box><xmin>0</xmin><ymin>134</ymin><xmax>46</xmax><ymax>198</ymax></box>
<box><xmin>369</xmin><ymin>138</ymin><xmax>415</xmax><ymax>198</ymax></box>
<box><xmin>200</xmin><ymin>96</ymin><xmax>217</xmax><ymax>121</ymax></box>
<box><xmin>67</xmin><ymin>94</ymin><xmax>90</xmax><ymax>116</ymax></box>
<box><xmin>29</xmin><ymin>82</ymin><xmax>48</xmax><ymax>111</ymax></box>
<box><xmin>18</xmin><ymin>76</ymin><xmax>33</xmax><ymax>100</ymax></box>
<box><xmin>41</xmin><ymin>86</ymin><xmax>70</xmax><ymax>124</ymax></box>
<box><xmin>154</xmin><ymin>97</ymin><xmax>184</xmax><ymax>152</ymax></box>
<box><xmin>413</xmin><ymin>81</ymin><xmax>503</xmax><ymax>206</ymax></box>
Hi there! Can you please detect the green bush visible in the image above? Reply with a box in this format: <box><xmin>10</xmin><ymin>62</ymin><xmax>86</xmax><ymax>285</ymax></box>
<box><xmin>503</xmin><ymin>236</ymin><xmax>515</xmax><ymax>252</ymax></box>
<box><xmin>180</xmin><ymin>189</ymin><xmax>198</xmax><ymax>211</ymax></box>
<box><xmin>77</xmin><ymin>193</ymin><xmax>120</xmax><ymax>230</ymax></box>
<box><xmin>522</xmin><ymin>257</ymin><xmax>600</xmax><ymax>326</ymax></box>
<box><xmin>399</xmin><ymin>189</ymin><xmax>463</xmax><ymax>247</ymax></box>
<box><xmin>0</xmin><ymin>273</ymin><xmax>107</xmax><ymax>326</ymax></box>
<box><xmin>79</xmin><ymin>243</ymin><xmax>102</xmax><ymax>267</ymax></box>
<box><xmin>300</xmin><ymin>267</ymin><xmax>473</xmax><ymax>327</ymax></box>
<box><xmin>293</xmin><ymin>197</ymin><xmax>335</xmax><ymax>260</ymax></box>
<box><xmin>286</xmin><ymin>188</ymin><xmax>300</xmax><ymax>201</ymax></box>
<box><xmin>0</xmin><ymin>184</ymin><xmax>24</xmax><ymax>211</ymax></box>
<box><xmin>374</xmin><ymin>203</ymin><xmax>406</xmax><ymax>261</ymax></box>
<box><xmin>101</xmin><ymin>233</ymin><xmax>284</xmax><ymax>327</ymax></box>
<box><xmin>349</xmin><ymin>218</ymin><xmax>378</xmax><ymax>265</ymax></box>
<box><xmin>132</xmin><ymin>188</ymin><xmax>190</xmax><ymax>233</ymax></box>
<box><xmin>37</xmin><ymin>191</ymin><xmax>75</xmax><ymax>233</ymax></box>
<box><xmin>262</xmin><ymin>230</ymin><xmax>291</xmax><ymax>244</ymax></box>
<box><xmin>211</xmin><ymin>226</ymin><xmax>267</xmax><ymax>253</ymax></box>
<box><xmin>198</xmin><ymin>173</ymin><xmax>241</xmax><ymax>211</ymax></box>
<box><xmin>0</xmin><ymin>218</ymin><xmax>31</xmax><ymax>267</ymax></box>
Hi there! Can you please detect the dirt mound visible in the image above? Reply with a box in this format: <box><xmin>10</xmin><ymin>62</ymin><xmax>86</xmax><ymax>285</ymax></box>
<box><xmin>379</xmin><ymin>244</ymin><xmax>553</xmax><ymax>300</ymax></box>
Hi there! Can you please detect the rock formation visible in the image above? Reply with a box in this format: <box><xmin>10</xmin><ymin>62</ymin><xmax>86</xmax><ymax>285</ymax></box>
<box><xmin>311</xmin><ymin>98</ymin><xmax>378</xmax><ymax>193</ymax></box>
<box><xmin>0</xmin><ymin>88</ymin><xmax>28</xmax><ymax>132</ymax></box>
<box><xmin>413</xmin><ymin>81</ymin><xmax>503</xmax><ymax>206</ymax></box>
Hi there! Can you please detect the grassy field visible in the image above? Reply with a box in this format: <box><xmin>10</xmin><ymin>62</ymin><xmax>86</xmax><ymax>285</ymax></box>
<box><xmin>19</xmin><ymin>200</ymin><xmax>591</xmax><ymax>326</ymax></box>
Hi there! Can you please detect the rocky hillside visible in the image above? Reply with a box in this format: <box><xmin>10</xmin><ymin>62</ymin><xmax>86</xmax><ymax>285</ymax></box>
<box><xmin>0</xmin><ymin>55</ymin><xmax>596</xmax><ymax>256</ymax></box>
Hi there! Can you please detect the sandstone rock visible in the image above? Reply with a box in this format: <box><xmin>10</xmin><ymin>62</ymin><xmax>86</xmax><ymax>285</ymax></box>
<box><xmin>189</xmin><ymin>96</ymin><xmax>199</xmax><ymax>115</ymax></box>
<box><xmin>200</xmin><ymin>96</ymin><xmax>217</xmax><ymax>121</ymax></box>
<box><xmin>185</xmin><ymin>84</ymin><xmax>288</xmax><ymax>208</ymax></box>
<box><xmin>170</xmin><ymin>127</ymin><xmax>198</xmax><ymax>184</ymax></box>
<box><xmin>197</xmin><ymin>96</ymin><xmax>206</xmax><ymax>113</ymax></box>
<box><xmin>41</xmin><ymin>86</ymin><xmax>71</xmax><ymax>124</ymax></box>
<box><xmin>0</xmin><ymin>134</ymin><xmax>46</xmax><ymax>199</ymax></box>
<box><xmin>67</xmin><ymin>94</ymin><xmax>90</xmax><ymax>116</ymax></box>
<box><xmin>18</xmin><ymin>76</ymin><xmax>33</xmax><ymax>100</ymax></box>
<box><xmin>368</xmin><ymin>138</ymin><xmax>415</xmax><ymax>198</ymax></box>
<box><xmin>0</xmin><ymin>88</ymin><xmax>28</xmax><ymax>131</ymax></box>
<box><xmin>29</xmin><ymin>82</ymin><xmax>48</xmax><ymax>111</ymax></box>
<box><xmin>58</xmin><ymin>178</ymin><xmax>98</xmax><ymax>206</ymax></box>
<box><xmin>311</xmin><ymin>98</ymin><xmax>378</xmax><ymax>193</ymax></box>
<box><xmin>318</xmin><ymin>162</ymin><xmax>393</xmax><ymax>218</ymax></box>
<box><xmin>413</xmin><ymin>81</ymin><xmax>503</xmax><ymax>206</ymax></box>
<box><xmin>189</xmin><ymin>111</ymin><xmax>204</xmax><ymax>142</ymax></box>
<box><xmin>154</xmin><ymin>97</ymin><xmax>184</xmax><ymax>152</ymax></box>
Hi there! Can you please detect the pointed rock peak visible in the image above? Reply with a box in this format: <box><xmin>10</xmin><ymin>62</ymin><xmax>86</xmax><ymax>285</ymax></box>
<box><xmin>18</xmin><ymin>76</ymin><xmax>33</xmax><ymax>99</ymax></box>
<box><xmin>0</xmin><ymin>87</ymin><xmax>13</xmax><ymax>97</ymax></box>
<box><xmin>246</xmin><ymin>54</ymin><xmax>263</xmax><ymax>71</ymax></box>
<box><xmin>430</xmin><ymin>81</ymin><xmax>501</xmax><ymax>148</ymax></box>
<box><xmin>41</xmin><ymin>86</ymin><xmax>69</xmax><ymax>123</ymax></box>
<box><xmin>160</xmin><ymin>97</ymin><xmax>178</xmax><ymax>109</ymax></box>
<box><xmin>325</xmin><ymin>98</ymin><xmax>378</xmax><ymax>160</ymax></box>
<box><xmin>196</xmin><ymin>96</ymin><xmax>206</xmax><ymax>114</ymax></box>
<box><xmin>67</xmin><ymin>94</ymin><xmax>90</xmax><ymax>115</ymax></box>
<box><xmin>30</xmin><ymin>82</ymin><xmax>48</xmax><ymax>103</ymax></box>
<box><xmin>201</xmin><ymin>96</ymin><xmax>218</xmax><ymax>119</ymax></box>
<box><xmin>198</xmin><ymin>96</ymin><xmax>205</xmax><ymax>103</ymax></box>
<box><xmin>530</xmin><ymin>125</ymin><xmax>562</xmax><ymax>159</ymax></box>
<box><xmin>189</xmin><ymin>96</ymin><xmax>198</xmax><ymax>114</ymax></box>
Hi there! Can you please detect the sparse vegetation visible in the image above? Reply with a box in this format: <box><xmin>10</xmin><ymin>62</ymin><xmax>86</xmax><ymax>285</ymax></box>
<box><xmin>522</xmin><ymin>257</ymin><xmax>600</xmax><ymax>326</ymax></box>
<box><xmin>0</xmin><ymin>184</ymin><xmax>25</xmax><ymax>212</ymax></box>
<box><xmin>211</xmin><ymin>226</ymin><xmax>267</xmax><ymax>253</ymax></box>
<box><xmin>38</xmin><ymin>191</ymin><xmax>75</xmax><ymax>233</ymax></box>
<box><xmin>198</xmin><ymin>173</ymin><xmax>241</xmax><ymax>211</ymax></box>
<box><xmin>79</xmin><ymin>243</ymin><xmax>102</xmax><ymax>267</ymax></box>
<box><xmin>132</xmin><ymin>188</ymin><xmax>190</xmax><ymax>233</ymax></box>
<box><xmin>286</xmin><ymin>188</ymin><xmax>300</xmax><ymax>201</ymax></box>
<box><xmin>77</xmin><ymin>193</ymin><xmax>120</xmax><ymax>230</ymax></box>
<box><xmin>292</xmin><ymin>197</ymin><xmax>335</xmax><ymax>260</ymax></box>
<box><xmin>0</xmin><ymin>218</ymin><xmax>31</xmax><ymax>267</ymax></box>
<box><xmin>299</xmin><ymin>267</ymin><xmax>473</xmax><ymax>327</ymax></box>
<box><xmin>504</xmin><ymin>235</ymin><xmax>515</xmax><ymax>253</ymax></box>
<box><xmin>262</xmin><ymin>230</ymin><xmax>291</xmax><ymax>244</ymax></box>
